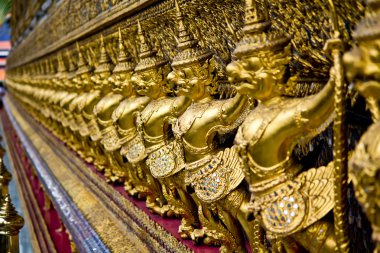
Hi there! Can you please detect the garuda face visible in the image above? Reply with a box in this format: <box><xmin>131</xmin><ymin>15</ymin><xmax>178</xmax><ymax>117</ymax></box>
<box><xmin>131</xmin><ymin>68</ymin><xmax>164</xmax><ymax>98</ymax></box>
<box><xmin>168</xmin><ymin>61</ymin><xmax>212</xmax><ymax>100</ymax></box>
<box><xmin>91</xmin><ymin>71</ymin><xmax>111</xmax><ymax>89</ymax></box>
<box><xmin>227</xmin><ymin>55</ymin><xmax>281</xmax><ymax>101</ymax></box>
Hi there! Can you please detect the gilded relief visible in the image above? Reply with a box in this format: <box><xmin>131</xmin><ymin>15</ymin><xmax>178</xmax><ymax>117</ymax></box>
<box><xmin>5</xmin><ymin>0</ymin><xmax>380</xmax><ymax>252</ymax></box>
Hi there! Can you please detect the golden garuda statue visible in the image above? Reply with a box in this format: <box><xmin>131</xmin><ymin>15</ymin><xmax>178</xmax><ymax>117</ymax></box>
<box><xmin>5</xmin><ymin>0</ymin><xmax>380</xmax><ymax>252</ymax></box>
<box><xmin>230</xmin><ymin>0</ymin><xmax>362</xmax><ymax>251</ymax></box>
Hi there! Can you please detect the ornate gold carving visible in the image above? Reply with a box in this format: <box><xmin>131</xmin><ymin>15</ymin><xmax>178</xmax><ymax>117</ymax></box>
<box><xmin>7</xmin><ymin>0</ymin><xmax>378</xmax><ymax>252</ymax></box>
<box><xmin>230</xmin><ymin>0</ymin><xmax>360</xmax><ymax>251</ymax></box>
<box><xmin>6</xmin><ymin>99</ymin><xmax>154</xmax><ymax>253</ymax></box>
<box><xmin>344</xmin><ymin>0</ymin><xmax>380</xmax><ymax>251</ymax></box>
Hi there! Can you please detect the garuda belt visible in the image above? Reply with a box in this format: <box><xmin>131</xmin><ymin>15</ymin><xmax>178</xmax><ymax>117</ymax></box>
<box><xmin>146</xmin><ymin>139</ymin><xmax>185</xmax><ymax>179</ymax></box>
<box><xmin>120</xmin><ymin>133</ymin><xmax>147</xmax><ymax>164</ymax></box>
<box><xmin>185</xmin><ymin>147</ymin><xmax>244</xmax><ymax>203</ymax></box>
<box><xmin>252</xmin><ymin>163</ymin><xmax>334</xmax><ymax>237</ymax></box>
<box><xmin>100</xmin><ymin>125</ymin><xmax>120</xmax><ymax>151</ymax></box>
